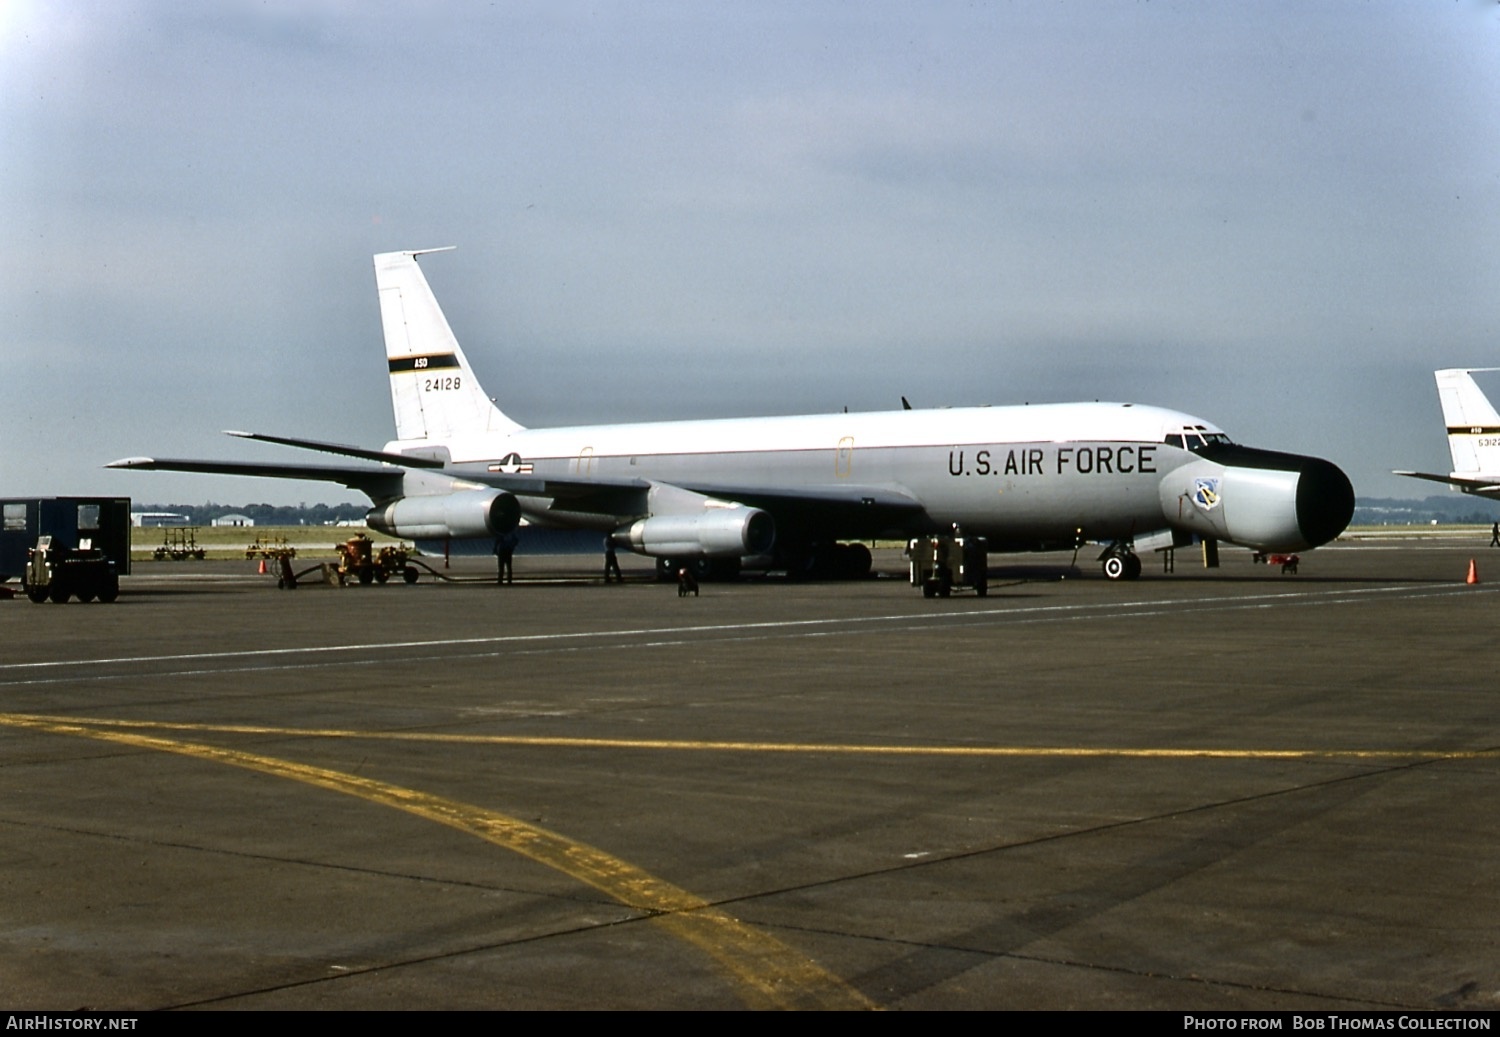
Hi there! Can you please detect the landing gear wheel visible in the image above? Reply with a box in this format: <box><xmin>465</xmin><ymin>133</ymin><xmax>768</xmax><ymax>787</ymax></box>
<box><xmin>842</xmin><ymin>543</ymin><xmax>872</xmax><ymax>580</ymax></box>
<box><xmin>1102</xmin><ymin>553</ymin><xmax>1142</xmax><ymax>581</ymax></box>
<box><xmin>48</xmin><ymin>585</ymin><xmax>70</xmax><ymax>603</ymax></box>
<box><xmin>98</xmin><ymin>580</ymin><xmax>119</xmax><ymax>603</ymax></box>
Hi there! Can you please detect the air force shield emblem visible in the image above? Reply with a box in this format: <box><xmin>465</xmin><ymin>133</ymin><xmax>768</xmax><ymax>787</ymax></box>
<box><xmin>1192</xmin><ymin>477</ymin><xmax>1221</xmax><ymax>511</ymax></box>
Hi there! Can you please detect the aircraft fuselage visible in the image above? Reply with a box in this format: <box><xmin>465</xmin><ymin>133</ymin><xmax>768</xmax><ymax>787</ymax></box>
<box><xmin>391</xmin><ymin>400</ymin><xmax>1351</xmax><ymax>554</ymax></box>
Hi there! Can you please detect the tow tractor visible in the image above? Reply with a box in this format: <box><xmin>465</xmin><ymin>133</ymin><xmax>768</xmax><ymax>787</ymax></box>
<box><xmin>269</xmin><ymin>535</ymin><xmax>426</xmax><ymax>589</ymax></box>
<box><xmin>23</xmin><ymin>535</ymin><xmax>120</xmax><ymax>604</ymax></box>
<box><xmin>334</xmin><ymin>534</ymin><xmax>419</xmax><ymax>585</ymax></box>
<box><xmin>906</xmin><ymin>529</ymin><xmax>988</xmax><ymax>598</ymax></box>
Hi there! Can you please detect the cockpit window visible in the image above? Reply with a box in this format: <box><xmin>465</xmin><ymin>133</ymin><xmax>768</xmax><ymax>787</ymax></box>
<box><xmin>1165</xmin><ymin>427</ymin><xmax>1233</xmax><ymax>453</ymax></box>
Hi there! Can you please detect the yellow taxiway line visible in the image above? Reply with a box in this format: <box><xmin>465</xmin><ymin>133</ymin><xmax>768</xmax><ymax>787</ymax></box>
<box><xmin>4</xmin><ymin>713</ymin><xmax>1496</xmax><ymax>761</ymax></box>
<box><xmin>0</xmin><ymin>712</ymin><xmax>875</xmax><ymax>1010</ymax></box>
<box><xmin>6</xmin><ymin>710</ymin><xmax>1489</xmax><ymax>1006</ymax></box>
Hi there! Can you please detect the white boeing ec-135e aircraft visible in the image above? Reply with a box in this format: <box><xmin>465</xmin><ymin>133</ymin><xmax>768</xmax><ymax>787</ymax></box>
<box><xmin>1395</xmin><ymin>368</ymin><xmax>1500</xmax><ymax>501</ymax></box>
<box><xmin>109</xmin><ymin>248</ymin><xmax>1354</xmax><ymax>584</ymax></box>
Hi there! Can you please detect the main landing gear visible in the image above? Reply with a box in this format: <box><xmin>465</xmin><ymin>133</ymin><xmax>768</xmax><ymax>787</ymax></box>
<box><xmin>652</xmin><ymin>543</ymin><xmax>877</xmax><ymax>583</ymax></box>
<box><xmin>1098</xmin><ymin>545</ymin><xmax>1142</xmax><ymax>581</ymax></box>
<box><xmin>783</xmin><ymin>542</ymin><xmax>873</xmax><ymax>581</ymax></box>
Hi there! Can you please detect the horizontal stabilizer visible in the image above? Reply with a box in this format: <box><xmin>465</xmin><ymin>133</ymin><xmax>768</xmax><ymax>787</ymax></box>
<box><xmin>1394</xmin><ymin>469</ymin><xmax>1500</xmax><ymax>498</ymax></box>
<box><xmin>224</xmin><ymin>430</ymin><xmax>446</xmax><ymax>468</ymax></box>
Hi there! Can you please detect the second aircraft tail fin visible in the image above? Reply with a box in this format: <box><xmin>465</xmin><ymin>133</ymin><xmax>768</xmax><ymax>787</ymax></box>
<box><xmin>374</xmin><ymin>249</ymin><xmax>524</xmax><ymax>442</ymax></box>
<box><xmin>1435</xmin><ymin>368</ymin><xmax>1500</xmax><ymax>475</ymax></box>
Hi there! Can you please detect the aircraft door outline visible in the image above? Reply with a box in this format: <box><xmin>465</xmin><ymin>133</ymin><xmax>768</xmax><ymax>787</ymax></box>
<box><xmin>835</xmin><ymin>437</ymin><xmax>854</xmax><ymax>479</ymax></box>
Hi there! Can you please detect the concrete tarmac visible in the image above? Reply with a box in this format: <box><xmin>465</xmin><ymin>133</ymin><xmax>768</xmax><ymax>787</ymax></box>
<box><xmin>2</xmin><ymin>536</ymin><xmax>1498</xmax><ymax>1010</ymax></box>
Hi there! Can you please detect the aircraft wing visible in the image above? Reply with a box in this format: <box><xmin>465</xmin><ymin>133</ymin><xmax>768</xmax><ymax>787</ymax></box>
<box><xmin>1393</xmin><ymin>470</ymin><xmax>1500</xmax><ymax>498</ymax></box>
<box><xmin>205</xmin><ymin>431</ymin><xmax>654</xmax><ymax>510</ymax></box>
<box><xmin>112</xmin><ymin>422</ymin><xmax>927</xmax><ymax>538</ymax></box>
<box><xmin>467</xmin><ymin>471</ymin><xmax>654</xmax><ymax>519</ymax></box>
<box><xmin>457</xmin><ymin>469</ymin><xmax>924</xmax><ymax>530</ymax></box>
<box><xmin>106</xmin><ymin>456</ymin><xmax>407</xmax><ymax>499</ymax></box>
<box><xmin>680</xmin><ymin>481</ymin><xmax>923</xmax><ymax>514</ymax></box>
<box><xmin>670</xmin><ymin>481</ymin><xmax>926</xmax><ymax>538</ymax></box>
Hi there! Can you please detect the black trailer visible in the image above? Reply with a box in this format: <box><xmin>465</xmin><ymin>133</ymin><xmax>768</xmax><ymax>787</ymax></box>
<box><xmin>0</xmin><ymin>498</ymin><xmax>132</xmax><ymax>583</ymax></box>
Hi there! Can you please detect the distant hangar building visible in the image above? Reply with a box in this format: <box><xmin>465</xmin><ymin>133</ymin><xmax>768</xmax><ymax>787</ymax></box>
<box><xmin>132</xmin><ymin>512</ymin><xmax>189</xmax><ymax>527</ymax></box>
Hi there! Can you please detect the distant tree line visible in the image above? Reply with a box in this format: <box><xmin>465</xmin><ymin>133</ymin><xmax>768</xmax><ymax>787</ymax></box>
<box><xmin>1354</xmin><ymin>495</ymin><xmax>1500</xmax><ymax>525</ymax></box>
<box><xmin>137</xmin><ymin>502</ymin><xmax>370</xmax><ymax>526</ymax></box>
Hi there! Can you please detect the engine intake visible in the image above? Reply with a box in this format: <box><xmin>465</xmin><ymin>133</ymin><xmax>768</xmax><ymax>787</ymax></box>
<box><xmin>1159</xmin><ymin>445</ymin><xmax>1354</xmax><ymax>552</ymax></box>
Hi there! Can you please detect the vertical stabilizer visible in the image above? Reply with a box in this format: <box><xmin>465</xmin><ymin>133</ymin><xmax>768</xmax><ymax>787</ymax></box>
<box><xmin>1435</xmin><ymin>368</ymin><xmax>1500</xmax><ymax>475</ymax></box>
<box><xmin>374</xmin><ymin>249</ymin><xmax>523</xmax><ymax>442</ymax></box>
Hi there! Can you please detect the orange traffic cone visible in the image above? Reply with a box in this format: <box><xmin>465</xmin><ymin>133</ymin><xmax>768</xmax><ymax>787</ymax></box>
<box><xmin>258</xmin><ymin>558</ymin><xmax>267</xmax><ymax>575</ymax></box>
<box><xmin>1466</xmin><ymin>558</ymin><xmax>1479</xmax><ymax>585</ymax></box>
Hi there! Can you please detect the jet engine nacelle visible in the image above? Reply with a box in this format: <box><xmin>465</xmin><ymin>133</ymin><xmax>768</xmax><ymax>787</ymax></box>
<box><xmin>615</xmin><ymin>506</ymin><xmax>775</xmax><ymax>558</ymax></box>
<box><xmin>366</xmin><ymin>489</ymin><xmax>522</xmax><ymax>540</ymax></box>
<box><xmin>1159</xmin><ymin>445</ymin><xmax>1354</xmax><ymax>552</ymax></box>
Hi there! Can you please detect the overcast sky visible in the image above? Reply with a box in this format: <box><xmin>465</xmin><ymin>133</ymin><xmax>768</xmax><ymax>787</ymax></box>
<box><xmin>5</xmin><ymin>1</ymin><xmax>1499</xmax><ymax>507</ymax></box>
